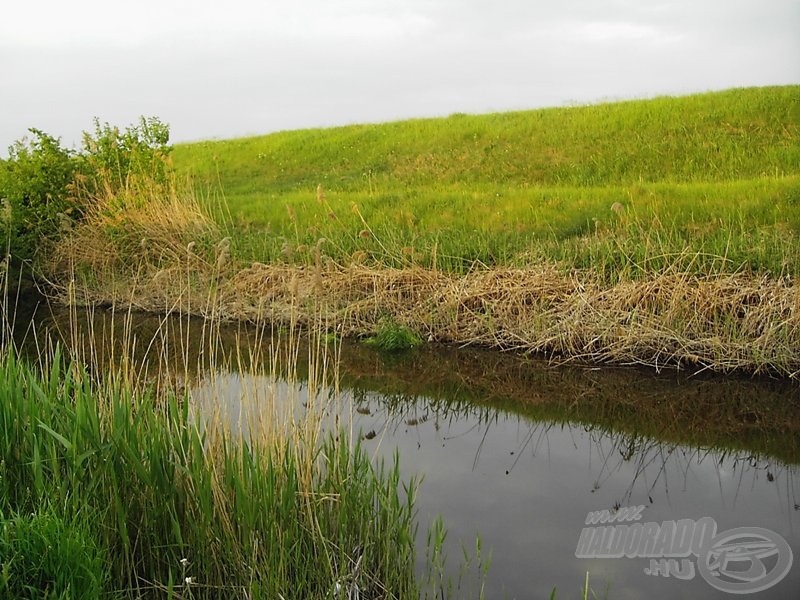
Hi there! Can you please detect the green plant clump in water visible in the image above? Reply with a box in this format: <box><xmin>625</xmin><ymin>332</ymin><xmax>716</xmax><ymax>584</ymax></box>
<box><xmin>364</xmin><ymin>319</ymin><xmax>423</xmax><ymax>352</ymax></box>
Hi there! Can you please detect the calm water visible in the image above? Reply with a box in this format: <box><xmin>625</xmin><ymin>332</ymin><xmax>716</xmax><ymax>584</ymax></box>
<box><xmin>16</xmin><ymin>300</ymin><xmax>800</xmax><ymax>599</ymax></box>
<box><xmin>193</xmin><ymin>371</ymin><xmax>800</xmax><ymax>600</ymax></box>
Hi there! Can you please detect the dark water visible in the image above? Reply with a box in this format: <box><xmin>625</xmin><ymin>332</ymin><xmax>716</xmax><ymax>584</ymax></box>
<box><xmin>14</xmin><ymin>300</ymin><xmax>800</xmax><ymax>599</ymax></box>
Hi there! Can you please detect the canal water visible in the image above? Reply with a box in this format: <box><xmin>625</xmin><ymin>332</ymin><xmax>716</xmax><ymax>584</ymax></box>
<box><xmin>15</xmin><ymin>300</ymin><xmax>800</xmax><ymax>599</ymax></box>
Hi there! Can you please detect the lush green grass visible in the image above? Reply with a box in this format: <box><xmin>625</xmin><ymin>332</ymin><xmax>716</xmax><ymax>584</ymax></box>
<box><xmin>0</xmin><ymin>348</ymin><xmax>449</xmax><ymax>599</ymax></box>
<box><xmin>177</xmin><ymin>86</ymin><xmax>800</xmax><ymax>191</ymax></box>
<box><xmin>363</xmin><ymin>318</ymin><xmax>424</xmax><ymax>352</ymax></box>
<box><xmin>174</xmin><ymin>86</ymin><xmax>800</xmax><ymax>277</ymax></box>
<box><xmin>0</xmin><ymin>507</ymin><xmax>107</xmax><ymax>600</ymax></box>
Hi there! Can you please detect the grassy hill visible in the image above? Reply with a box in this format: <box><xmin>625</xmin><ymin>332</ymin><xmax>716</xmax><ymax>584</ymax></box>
<box><xmin>174</xmin><ymin>86</ymin><xmax>800</xmax><ymax>277</ymax></box>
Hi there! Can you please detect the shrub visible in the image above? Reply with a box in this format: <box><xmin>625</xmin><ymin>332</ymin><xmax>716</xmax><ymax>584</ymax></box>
<box><xmin>77</xmin><ymin>116</ymin><xmax>172</xmax><ymax>201</ymax></box>
<box><xmin>0</xmin><ymin>129</ymin><xmax>77</xmax><ymax>267</ymax></box>
<box><xmin>0</xmin><ymin>117</ymin><xmax>174</xmax><ymax>275</ymax></box>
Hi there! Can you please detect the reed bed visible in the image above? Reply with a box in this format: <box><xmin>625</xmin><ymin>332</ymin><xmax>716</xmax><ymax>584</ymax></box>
<box><xmin>0</xmin><ymin>331</ymin><xmax>445</xmax><ymax>598</ymax></box>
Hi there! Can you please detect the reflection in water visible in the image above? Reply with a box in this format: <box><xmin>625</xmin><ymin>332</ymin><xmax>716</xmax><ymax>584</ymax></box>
<box><xmin>192</xmin><ymin>372</ymin><xmax>800</xmax><ymax>600</ymax></box>
<box><xmin>14</xmin><ymin>300</ymin><xmax>800</xmax><ymax>599</ymax></box>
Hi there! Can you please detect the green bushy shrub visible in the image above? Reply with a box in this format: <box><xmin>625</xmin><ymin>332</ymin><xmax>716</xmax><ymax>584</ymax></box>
<box><xmin>78</xmin><ymin>116</ymin><xmax>172</xmax><ymax>201</ymax></box>
<box><xmin>0</xmin><ymin>129</ymin><xmax>77</xmax><ymax>267</ymax></box>
<box><xmin>0</xmin><ymin>117</ymin><xmax>173</xmax><ymax>274</ymax></box>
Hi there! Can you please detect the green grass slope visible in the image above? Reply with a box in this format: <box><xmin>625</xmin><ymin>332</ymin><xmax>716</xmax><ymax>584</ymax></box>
<box><xmin>174</xmin><ymin>86</ymin><xmax>800</xmax><ymax>277</ymax></box>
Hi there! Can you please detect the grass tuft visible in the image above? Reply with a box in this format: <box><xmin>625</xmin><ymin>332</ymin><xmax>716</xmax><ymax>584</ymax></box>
<box><xmin>364</xmin><ymin>318</ymin><xmax>423</xmax><ymax>352</ymax></box>
<box><xmin>0</xmin><ymin>507</ymin><xmax>107</xmax><ymax>600</ymax></box>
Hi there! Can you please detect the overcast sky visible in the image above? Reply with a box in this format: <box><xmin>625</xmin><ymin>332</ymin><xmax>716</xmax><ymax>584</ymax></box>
<box><xmin>1</xmin><ymin>0</ymin><xmax>798</xmax><ymax>153</ymax></box>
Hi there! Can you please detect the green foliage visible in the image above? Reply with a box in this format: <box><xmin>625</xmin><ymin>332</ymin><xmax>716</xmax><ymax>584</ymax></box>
<box><xmin>0</xmin><ymin>117</ymin><xmax>173</xmax><ymax>272</ymax></box>
<box><xmin>364</xmin><ymin>319</ymin><xmax>423</xmax><ymax>352</ymax></box>
<box><xmin>78</xmin><ymin>116</ymin><xmax>172</xmax><ymax>200</ymax></box>
<box><xmin>0</xmin><ymin>508</ymin><xmax>107</xmax><ymax>600</ymax></box>
<box><xmin>0</xmin><ymin>129</ymin><xmax>77</xmax><ymax>266</ymax></box>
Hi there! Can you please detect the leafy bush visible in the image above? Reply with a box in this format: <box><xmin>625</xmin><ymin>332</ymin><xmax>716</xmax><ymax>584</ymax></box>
<box><xmin>0</xmin><ymin>117</ymin><xmax>173</xmax><ymax>274</ymax></box>
<box><xmin>0</xmin><ymin>129</ymin><xmax>77</xmax><ymax>267</ymax></box>
<box><xmin>77</xmin><ymin>116</ymin><xmax>172</xmax><ymax>201</ymax></box>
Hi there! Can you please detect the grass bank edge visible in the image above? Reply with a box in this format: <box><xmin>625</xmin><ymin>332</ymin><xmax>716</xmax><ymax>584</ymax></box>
<box><xmin>38</xmin><ymin>163</ymin><xmax>800</xmax><ymax>378</ymax></box>
<box><xmin>47</xmin><ymin>225</ymin><xmax>800</xmax><ymax>378</ymax></box>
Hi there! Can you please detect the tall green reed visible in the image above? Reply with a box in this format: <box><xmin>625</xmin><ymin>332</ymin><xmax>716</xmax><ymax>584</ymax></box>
<box><xmin>0</xmin><ymin>240</ymin><xmax>475</xmax><ymax>600</ymax></box>
<box><xmin>0</xmin><ymin>339</ymin><xmax>436</xmax><ymax>598</ymax></box>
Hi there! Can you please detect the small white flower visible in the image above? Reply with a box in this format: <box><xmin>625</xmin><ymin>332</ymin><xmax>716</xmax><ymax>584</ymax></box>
<box><xmin>180</xmin><ymin>558</ymin><xmax>190</xmax><ymax>568</ymax></box>
<box><xmin>184</xmin><ymin>576</ymin><xmax>196</xmax><ymax>586</ymax></box>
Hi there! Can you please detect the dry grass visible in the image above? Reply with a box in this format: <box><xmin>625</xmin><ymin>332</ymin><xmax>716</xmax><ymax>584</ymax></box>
<box><xmin>45</xmin><ymin>224</ymin><xmax>800</xmax><ymax>377</ymax></box>
<box><xmin>43</xmin><ymin>173</ymin><xmax>224</xmax><ymax>311</ymax></box>
<box><xmin>226</xmin><ymin>262</ymin><xmax>800</xmax><ymax>377</ymax></box>
<box><xmin>63</xmin><ymin>184</ymin><xmax>213</xmax><ymax>265</ymax></box>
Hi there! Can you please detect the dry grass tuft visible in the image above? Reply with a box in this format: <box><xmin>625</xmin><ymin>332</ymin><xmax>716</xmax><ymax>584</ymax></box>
<box><xmin>55</xmin><ymin>180</ymin><xmax>214</xmax><ymax>270</ymax></box>
<box><xmin>43</xmin><ymin>174</ymin><xmax>226</xmax><ymax>313</ymax></box>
